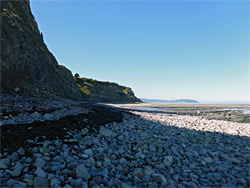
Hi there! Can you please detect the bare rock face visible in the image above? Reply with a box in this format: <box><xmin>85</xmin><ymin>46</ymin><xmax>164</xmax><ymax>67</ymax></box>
<box><xmin>1</xmin><ymin>0</ymin><xmax>82</xmax><ymax>100</ymax></box>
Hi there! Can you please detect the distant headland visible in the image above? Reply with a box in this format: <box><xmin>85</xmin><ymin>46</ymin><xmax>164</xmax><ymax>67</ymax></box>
<box><xmin>141</xmin><ymin>98</ymin><xmax>199</xmax><ymax>104</ymax></box>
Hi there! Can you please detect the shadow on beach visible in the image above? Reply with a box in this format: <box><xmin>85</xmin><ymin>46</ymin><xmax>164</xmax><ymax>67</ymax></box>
<box><xmin>1</xmin><ymin>106</ymin><xmax>249</xmax><ymax>187</ymax></box>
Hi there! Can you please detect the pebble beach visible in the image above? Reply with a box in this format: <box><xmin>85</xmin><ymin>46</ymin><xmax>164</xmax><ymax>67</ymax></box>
<box><xmin>1</xmin><ymin>109</ymin><xmax>250</xmax><ymax>187</ymax></box>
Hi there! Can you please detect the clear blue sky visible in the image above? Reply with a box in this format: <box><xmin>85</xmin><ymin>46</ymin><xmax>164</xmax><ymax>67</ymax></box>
<box><xmin>30</xmin><ymin>0</ymin><xmax>249</xmax><ymax>103</ymax></box>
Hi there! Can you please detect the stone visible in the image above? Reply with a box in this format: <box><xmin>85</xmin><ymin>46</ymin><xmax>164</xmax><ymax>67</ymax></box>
<box><xmin>48</xmin><ymin>173</ymin><xmax>55</xmax><ymax>179</ymax></box>
<box><xmin>11</xmin><ymin>165</ymin><xmax>22</xmax><ymax>177</ymax></box>
<box><xmin>149</xmin><ymin>145</ymin><xmax>156</xmax><ymax>152</ymax></box>
<box><xmin>232</xmin><ymin>158</ymin><xmax>241</xmax><ymax>164</ymax></box>
<box><xmin>50</xmin><ymin>178</ymin><xmax>61</xmax><ymax>187</ymax></box>
<box><xmin>62</xmin><ymin>169</ymin><xmax>71</xmax><ymax>176</ymax></box>
<box><xmin>113</xmin><ymin>178</ymin><xmax>122</xmax><ymax>186</ymax></box>
<box><xmin>74</xmin><ymin>133</ymin><xmax>81</xmax><ymax>140</ymax></box>
<box><xmin>94</xmin><ymin>176</ymin><xmax>104</xmax><ymax>184</ymax></box>
<box><xmin>66</xmin><ymin>156</ymin><xmax>77</xmax><ymax>163</ymax></box>
<box><xmin>13</xmin><ymin>182</ymin><xmax>27</xmax><ymax>188</ymax></box>
<box><xmin>64</xmin><ymin>184</ymin><xmax>72</xmax><ymax>188</ymax></box>
<box><xmin>213</xmin><ymin>173</ymin><xmax>222</xmax><ymax>181</ymax></box>
<box><xmin>203</xmin><ymin>157</ymin><xmax>213</xmax><ymax>164</ymax></box>
<box><xmin>135</xmin><ymin>152</ymin><xmax>142</xmax><ymax>159</ymax></box>
<box><xmin>24</xmin><ymin>179</ymin><xmax>34</xmax><ymax>186</ymax></box>
<box><xmin>42</xmin><ymin>156</ymin><xmax>51</xmax><ymax>161</ymax></box>
<box><xmin>34</xmin><ymin>177</ymin><xmax>49</xmax><ymax>188</ymax></box>
<box><xmin>152</xmin><ymin>174</ymin><xmax>167</xmax><ymax>184</ymax></box>
<box><xmin>70</xmin><ymin>179</ymin><xmax>83</xmax><ymax>187</ymax></box>
<box><xmin>35</xmin><ymin>167</ymin><xmax>47</xmax><ymax>178</ymax></box>
<box><xmin>133</xmin><ymin>168</ymin><xmax>144</xmax><ymax>179</ymax></box>
<box><xmin>119</xmin><ymin>158</ymin><xmax>128</xmax><ymax>165</ymax></box>
<box><xmin>163</xmin><ymin>156</ymin><xmax>174</xmax><ymax>167</ymax></box>
<box><xmin>1</xmin><ymin>158</ymin><xmax>10</xmax><ymax>165</ymax></box>
<box><xmin>144</xmin><ymin>166</ymin><xmax>154</xmax><ymax>176</ymax></box>
<box><xmin>97</xmin><ymin>148</ymin><xmax>104</xmax><ymax>153</ymax></box>
<box><xmin>121</xmin><ymin>182</ymin><xmax>132</xmax><ymax>188</ymax></box>
<box><xmin>43</xmin><ymin>113</ymin><xmax>54</xmax><ymax>120</ymax></box>
<box><xmin>34</xmin><ymin>158</ymin><xmax>46</xmax><ymax>168</ymax></box>
<box><xmin>134</xmin><ymin>176</ymin><xmax>142</xmax><ymax>183</ymax></box>
<box><xmin>76</xmin><ymin>164</ymin><xmax>91</xmax><ymax>180</ymax></box>
<box><xmin>33</xmin><ymin>153</ymin><xmax>42</xmax><ymax>158</ymax></box>
<box><xmin>85</xmin><ymin>157</ymin><xmax>95</xmax><ymax>168</ymax></box>
<box><xmin>68</xmin><ymin>162</ymin><xmax>79</xmax><ymax>169</ymax></box>
<box><xmin>190</xmin><ymin>173</ymin><xmax>199</xmax><ymax>180</ymax></box>
<box><xmin>52</xmin><ymin>166</ymin><xmax>60</xmax><ymax>172</ymax></box>
<box><xmin>7</xmin><ymin>179</ymin><xmax>18</xmax><ymax>187</ymax></box>
<box><xmin>99</xmin><ymin>127</ymin><xmax>117</xmax><ymax>137</ymax></box>
<box><xmin>23</xmin><ymin>167</ymin><xmax>29</xmax><ymax>173</ymax></box>
<box><xmin>27</xmin><ymin>139</ymin><xmax>36</xmax><ymax>144</ymax></box>
<box><xmin>238</xmin><ymin>178</ymin><xmax>247</xmax><ymax>185</ymax></box>
<box><xmin>24</xmin><ymin>174</ymin><xmax>34</xmax><ymax>180</ymax></box>
<box><xmin>82</xmin><ymin>154</ymin><xmax>89</xmax><ymax>159</ymax></box>
<box><xmin>81</xmin><ymin>128</ymin><xmax>89</xmax><ymax>136</ymax></box>
<box><xmin>96</xmin><ymin>161</ymin><xmax>102</xmax><ymax>167</ymax></box>
<box><xmin>118</xmin><ymin>135</ymin><xmax>124</xmax><ymax>140</ymax></box>
<box><xmin>40</xmin><ymin>148</ymin><xmax>50</xmax><ymax>154</ymax></box>
<box><xmin>17</xmin><ymin>149</ymin><xmax>25</xmax><ymax>156</ymax></box>
<box><xmin>84</xmin><ymin>149</ymin><xmax>93</xmax><ymax>156</ymax></box>
<box><xmin>0</xmin><ymin>162</ymin><xmax>8</xmax><ymax>169</ymax></box>
<box><xmin>117</xmin><ymin>148</ymin><xmax>124</xmax><ymax>154</ymax></box>
<box><xmin>31</xmin><ymin>112</ymin><xmax>43</xmax><ymax>119</ymax></box>
<box><xmin>8</xmin><ymin>152</ymin><xmax>19</xmax><ymax>161</ymax></box>
<box><xmin>217</xmin><ymin>165</ymin><xmax>229</xmax><ymax>173</ymax></box>
<box><xmin>53</xmin><ymin>156</ymin><xmax>64</xmax><ymax>162</ymax></box>
<box><xmin>142</xmin><ymin>175</ymin><xmax>151</xmax><ymax>182</ymax></box>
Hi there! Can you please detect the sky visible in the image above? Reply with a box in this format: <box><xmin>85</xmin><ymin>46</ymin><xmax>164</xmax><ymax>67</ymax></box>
<box><xmin>30</xmin><ymin>0</ymin><xmax>250</xmax><ymax>103</ymax></box>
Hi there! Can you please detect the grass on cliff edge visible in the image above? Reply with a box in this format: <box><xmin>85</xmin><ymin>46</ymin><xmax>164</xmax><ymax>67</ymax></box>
<box><xmin>73</xmin><ymin>73</ymin><xmax>133</xmax><ymax>96</ymax></box>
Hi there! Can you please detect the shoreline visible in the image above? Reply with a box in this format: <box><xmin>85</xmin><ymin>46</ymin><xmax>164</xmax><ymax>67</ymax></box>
<box><xmin>103</xmin><ymin>103</ymin><xmax>250</xmax><ymax>123</ymax></box>
<box><xmin>1</xmin><ymin>96</ymin><xmax>249</xmax><ymax>187</ymax></box>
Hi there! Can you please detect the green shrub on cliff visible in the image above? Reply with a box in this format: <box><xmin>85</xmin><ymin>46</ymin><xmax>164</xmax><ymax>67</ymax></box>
<box><xmin>123</xmin><ymin>87</ymin><xmax>133</xmax><ymax>94</ymax></box>
<box><xmin>73</xmin><ymin>73</ymin><xmax>141</xmax><ymax>102</ymax></box>
<box><xmin>74</xmin><ymin>74</ymin><xmax>92</xmax><ymax>96</ymax></box>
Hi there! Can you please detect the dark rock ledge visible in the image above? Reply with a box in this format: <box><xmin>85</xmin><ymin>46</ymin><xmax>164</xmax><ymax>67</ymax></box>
<box><xmin>0</xmin><ymin>95</ymin><xmax>126</xmax><ymax>154</ymax></box>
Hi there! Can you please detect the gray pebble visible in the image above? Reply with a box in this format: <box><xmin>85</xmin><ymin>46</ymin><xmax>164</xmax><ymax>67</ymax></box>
<box><xmin>8</xmin><ymin>152</ymin><xmax>19</xmax><ymax>161</ymax></box>
<box><xmin>34</xmin><ymin>177</ymin><xmax>49</xmax><ymax>188</ymax></box>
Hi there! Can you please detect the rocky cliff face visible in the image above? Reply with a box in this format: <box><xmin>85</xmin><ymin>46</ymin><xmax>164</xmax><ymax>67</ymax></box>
<box><xmin>74</xmin><ymin>75</ymin><xmax>141</xmax><ymax>103</ymax></box>
<box><xmin>1</xmin><ymin>0</ymin><xmax>141</xmax><ymax>103</ymax></box>
<box><xmin>1</xmin><ymin>0</ymin><xmax>83</xmax><ymax>100</ymax></box>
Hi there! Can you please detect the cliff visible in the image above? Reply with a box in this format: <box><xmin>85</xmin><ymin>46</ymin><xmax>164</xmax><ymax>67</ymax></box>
<box><xmin>74</xmin><ymin>74</ymin><xmax>141</xmax><ymax>103</ymax></box>
<box><xmin>0</xmin><ymin>0</ymin><xmax>83</xmax><ymax>100</ymax></box>
<box><xmin>0</xmin><ymin>0</ymin><xmax>141</xmax><ymax>103</ymax></box>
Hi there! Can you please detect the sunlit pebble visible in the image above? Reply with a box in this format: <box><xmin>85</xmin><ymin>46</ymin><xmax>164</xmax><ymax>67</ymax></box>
<box><xmin>1</xmin><ymin>112</ymin><xmax>249</xmax><ymax>187</ymax></box>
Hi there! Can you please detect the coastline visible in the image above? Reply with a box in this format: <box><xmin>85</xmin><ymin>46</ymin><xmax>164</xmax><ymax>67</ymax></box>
<box><xmin>104</xmin><ymin>103</ymin><xmax>250</xmax><ymax>123</ymax></box>
<box><xmin>1</xmin><ymin>96</ymin><xmax>249</xmax><ymax>187</ymax></box>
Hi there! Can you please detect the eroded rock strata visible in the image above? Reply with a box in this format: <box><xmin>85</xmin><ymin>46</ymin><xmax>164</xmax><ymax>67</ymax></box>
<box><xmin>1</xmin><ymin>0</ymin><xmax>83</xmax><ymax>100</ymax></box>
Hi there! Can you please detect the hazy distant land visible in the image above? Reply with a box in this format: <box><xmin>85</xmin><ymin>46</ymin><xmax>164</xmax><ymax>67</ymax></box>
<box><xmin>141</xmin><ymin>98</ymin><xmax>199</xmax><ymax>104</ymax></box>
